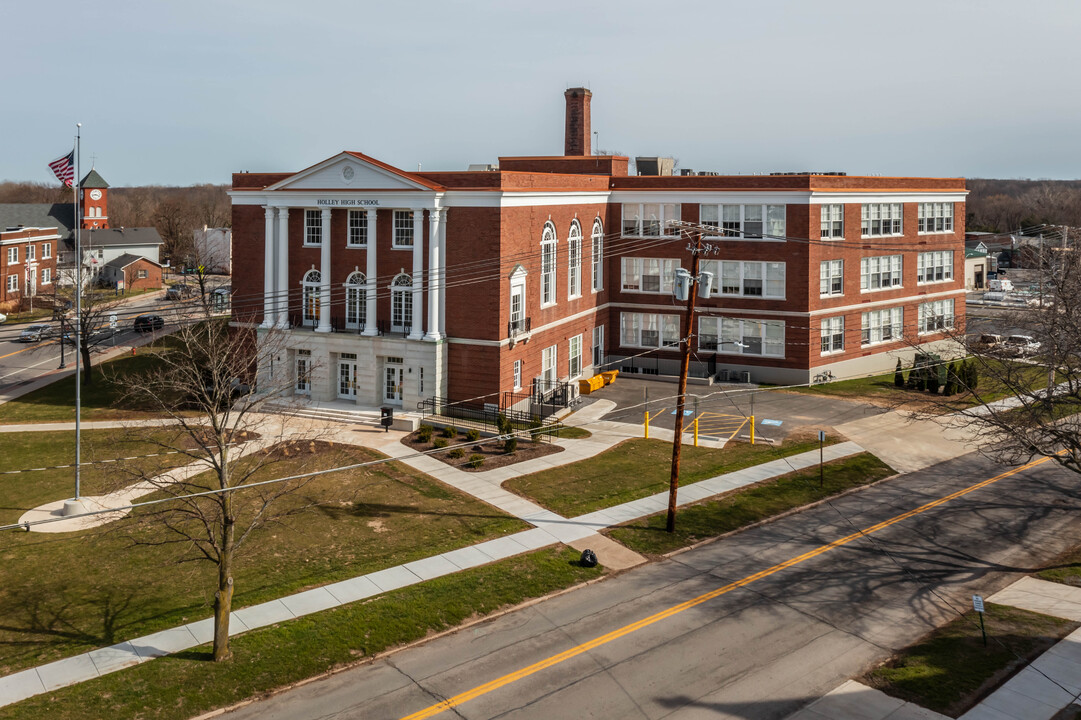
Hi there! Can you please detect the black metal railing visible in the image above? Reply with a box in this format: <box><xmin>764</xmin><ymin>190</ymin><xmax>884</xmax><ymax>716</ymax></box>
<box><xmin>416</xmin><ymin>396</ymin><xmax>560</xmax><ymax>442</ymax></box>
<box><xmin>508</xmin><ymin>316</ymin><xmax>531</xmax><ymax>338</ymax></box>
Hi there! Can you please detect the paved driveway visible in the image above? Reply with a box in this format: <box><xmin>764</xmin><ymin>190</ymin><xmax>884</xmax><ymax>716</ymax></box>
<box><xmin>588</xmin><ymin>376</ymin><xmax>886</xmax><ymax>442</ymax></box>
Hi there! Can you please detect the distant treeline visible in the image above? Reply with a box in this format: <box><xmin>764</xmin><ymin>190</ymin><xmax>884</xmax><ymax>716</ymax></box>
<box><xmin>0</xmin><ymin>181</ymin><xmax>229</xmax><ymax>263</ymax></box>
<box><xmin>966</xmin><ymin>178</ymin><xmax>1081</xmax><ymax>233</ymax></box>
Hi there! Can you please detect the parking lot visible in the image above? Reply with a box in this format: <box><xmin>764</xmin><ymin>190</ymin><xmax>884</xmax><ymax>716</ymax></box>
<box><xmin>582</xmin><ymin>375</ymin><xmax>887</xmax><ymax>442</ymax></box>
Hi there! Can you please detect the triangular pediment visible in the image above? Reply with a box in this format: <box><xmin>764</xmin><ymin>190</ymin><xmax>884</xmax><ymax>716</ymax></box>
<box><xmin>264</xmin><ymin>152</ymin><xmax>441</xmax><ymax>193</ymax></box>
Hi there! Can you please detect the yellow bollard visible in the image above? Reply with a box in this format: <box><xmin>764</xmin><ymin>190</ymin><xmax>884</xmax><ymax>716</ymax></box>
<box><xmin>750</xmin><ymin>416</ymin><xmax>755</xmax><ymax>445</ymax></box>
<box><xmin>644</xmin><ymin>411</ymin><xmax>649</xmax><ymax>439</ymax></box>
<box><xmin>694</xmin><ymin>417</ymin><xmax>699</xmax><ymax>447</ymax></box>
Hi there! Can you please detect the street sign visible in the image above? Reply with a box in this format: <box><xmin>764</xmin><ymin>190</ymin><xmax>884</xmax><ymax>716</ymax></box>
<box><xmin>819</xmin><ymin>430</ymin><xmax>826</xmax><ymax>442</ymax></box>
<box><xmin>760</xmin><ymin>419</ymin><xmax>783</xmax><ymax>427</ymax></box>
<box><xmin>109</xmin><ymin>313</ymin><xmax>118</xmax><ymax>330</ymax></box>
<box><xmin>972</xmin><ymin>595</ymin><xmax>985</xmax><ymax>613</ymax></box>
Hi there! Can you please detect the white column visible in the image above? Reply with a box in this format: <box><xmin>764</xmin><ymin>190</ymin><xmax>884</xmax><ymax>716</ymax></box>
<box><xmin>362</xmin><ymin>207</ymin><xmax>378</xmax><ymax>336</ymax></box>
<box><xmin>316</xmin><ymin>207</ymin><xmax>332</xmax><ymax>333</ymax></box>
<box><xmin>261</xmin><ymin>207</ymin><xmax>275</xmax><ymax>328</ymax></box>
<box><xmin>438</xmin><ymin>208</ymin><xmax>447</xmax><ymax>337</ymax></box>
<box><xmin>424</xmin><ymin>207</ymin><xmax>443</xmax><ymax>341</ymax></box>
<box><xmin>408</xmin><ymin>208</ymin><xmax>424</xmax><ymax>340</ymax></box>
<box><xmin>275</xmin><ymin>208</ymin><xmax>290</xmax><ymax>328</ymax></box>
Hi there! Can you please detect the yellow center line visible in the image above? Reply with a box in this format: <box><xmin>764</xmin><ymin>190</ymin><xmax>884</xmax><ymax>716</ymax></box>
<box><xmin>0</xmin><ymin>343</ymin><xmax>43</xmax><ymax>361</ymax></box>
<box><xmin>399</xmin><ymin>455</ymin><xmax>1053</xmax><ymax>720</ymax></box>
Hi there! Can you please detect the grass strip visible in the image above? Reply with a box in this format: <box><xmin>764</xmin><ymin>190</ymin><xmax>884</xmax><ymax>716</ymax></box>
<box><xmin>0</xmin><ymin>547</ymin><xmax>603</xmax><ymax>720</ymax></box>
<box><xmin>606</xmin><ymin>452</ymin><xmax>893</xmax><ymax>556</ymax></box>
<box><xmin>863</xmin><ymin>603</ymin><xmax>1078</xmax><ymax>717</ymax></box>
<box><xmin>506</xmin><ymin>436</ymin><xmax>839</xmax><ymax>518</ymax></box>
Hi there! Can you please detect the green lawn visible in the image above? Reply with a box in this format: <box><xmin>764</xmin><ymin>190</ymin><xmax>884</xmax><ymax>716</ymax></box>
<box><xmin>1036</xmin><ymin>545</ymin><xmax>1081</xmax><ymax>588</ymax></box>
<box><xmin>864</xmin><ymin>603</ymin><xmax>1078</xmax><ymax>716</ymax></box>
<box><xmin>606</xmin><ymin>453</ymin><xmax>894</xmax><ymax>556</ymax></box>
<box><xmin>0</xmin><ymin>441</ymin><xmax>527</xmax><ymax>676</ymax></box>
<box><xmin>0</xmin><ymin>546</ymin><xmax>602</xmax><ymax>720</ymax></box>
<box><xmin>504</xmin><ymin>435</ymin><xmax>839</xmax><ymax>518</ymax></box>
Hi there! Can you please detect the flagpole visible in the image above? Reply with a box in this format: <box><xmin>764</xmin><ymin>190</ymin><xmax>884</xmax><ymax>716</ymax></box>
<box><xmin>62</xmin><ymin>123</ymin><xmax>85</xmax><ymax>517</ymax></box>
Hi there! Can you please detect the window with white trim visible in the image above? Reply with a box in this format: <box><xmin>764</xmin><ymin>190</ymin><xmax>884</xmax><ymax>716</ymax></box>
<box><xmin>861</xmin><ymin>307</ymin><xmax>903</xmax><ymax>345</ymax></box>
<box><xmin>620</xmin><ymin>312</ymin><xmax>680</xmax><ymax>349</ymax></box>
<box><xmin>918</xmin><ymin>203</ymin><xmax>954</xmax><ymax>234</ymax></box>
<box><xmin>345</xmin><ymin>271</ymin><xmax>366</xmax><ymax>330</ymax></box>
<box><xmin>593</xmin><ymin>325</ymin><xmax>604</xmax><ymax>367</ymax></box>
<box><xmin>513</xmin><ymin>360</ymin><xmax>522</xmax><ymax>391</ymax></box>
<box><xmin>304</xmin><ymin>210</ymin><xmax>322</xmax><ymax>245</ymax></box>
<box><xmin>391</xmin><ymin>273</ymin><xmax>412</xmax><ymax>332</ymax></box>
<box><xmin>26</xmin><ymin>245</ymin><xmax>35</xmax><ymax>261</ymax></box>
<box><xmin>542</xmin><ymin>345</ymin><xmax>557</xmax><ymax>384</ymax></box>
<box><xmin>820</xmin><ymin>204</ymin><xmax>843</xmax><ymax>239</ymax></box>
<box><xmin>295</xmin><ymin>349</ymin><xmax>311</xmax><ymax>395</ymax></box>
<box><xmin>302</xmin><ymin>269</ymin><xmax>321</xmax><ymax>326</ymax></box>
<box><xmin>540</xmin><ymin>223</ymin><xmax>556</xmax><ymax>306</ymax></box>
<box><xmin>860</xmin><ymin>203</ymin><xmax>903</xmax><ymax>237</ymax></box>
<box><xmin>917</xmin><ymin>251</ymin><xmax>953</xmax><ymax>284</ymax></box>
<box><xmin>591</xmin><ymin>219</ymin><xmax>603</xmax><ymax>292</ymax></box>
<box><xmin>699</xmin><ymin>204</ymin><xmax>785</xmax><ymax>239</ymax></box>
<box><xmin>41</xmin><ymin>267</ymin><xmax>51</xmax><ymax>285</ymax></box>
<box><xmin>137</xmin><ymin>269</ymin><xmax>148</xmax><ymax>279</ymax></box>
<box><xmin>820</xmin><ymin>260</ymin><xmax>843</xmax><ymax>296</ymax></box>
<box><xmin>568</xmin><ymin>221</ymin><xmax>581</xmax><ymax>299</ymax></box>
<box><xmin>918</xmin><ymin>298</ymin><xmax>955</xmax><ymax>333</ymax></box>
<box><xmin>42</xmin><ymin>243</ymin><xmax>51</xmax><ymax>259</ymax></box>
<box><xmin>821</xmin><ymin>316</ymin><xmax>845</xmax><ymax>354</ymax></box>
<box><xmin>621</xmin><ymin>203</ymin><xmax>681</xmax><ymax>237</ymax></box>
<box><xmin>347</xmin><ymin>209</ymin><xmax>367</xmax><ymax>247</ymax></box>
<box><xmin>621</xmin><ymin>257</ymin><xmax>679</xmax><ymax>294</ymax></box>
<box><xmin>6</xmin><ymin>247</ymin><xmax>17</xmax><ymax>263</ymax></box>
<box><xmin>701</xmin><ymin>260</ymin><xmax>785</xmax><ymax>298</ymax></box>
<box><xmin>393</xmin><ymin>210</ymin><xmax>414</xmax><ymax>248</ymax></box>
<box><xmin>569</xmin><ymin>334</ymin><xmax>582</xmax><ymax>379</ymax></box>
<box><xmin>860</xmin><ymin>255</ymin><xmax>903</xmax><ymax>291</ymax></box>
<box><xmin>509</xmin><ymin>273</ymin><xmax>526</xmax><ymax>334</ymax></box>
<box><xmin>7</xmin><ymin>274</ymin><xmax>17</xmax><ymax>292</ymax></box>
<box><xmin>698</xmin><ymin>316</ymin><xmax>785</xmax><ymax>357</ymax></box>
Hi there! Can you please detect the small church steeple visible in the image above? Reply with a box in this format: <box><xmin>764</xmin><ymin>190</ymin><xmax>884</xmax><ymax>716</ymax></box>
<box><xmin>80</xmin><ymin>168</ymin><xmax>110</xmax><ymax>229</ymax></box>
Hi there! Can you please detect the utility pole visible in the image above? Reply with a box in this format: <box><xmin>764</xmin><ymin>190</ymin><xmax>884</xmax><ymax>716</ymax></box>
<box><xmin>666</xmin><ymin>230</ymin><xmax>703</xmax><ymax>533</ymax></box>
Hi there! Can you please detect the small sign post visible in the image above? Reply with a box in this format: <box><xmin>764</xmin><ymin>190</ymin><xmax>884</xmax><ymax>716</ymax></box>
<box><xmin>819</xmin><ymin>430</ymin><xmax>826</xmax><ymax>488</ymax></box>
<box><xmin>973</xmin><ymin>595</ymin><xmax>987</xmax><ymax>646</ymax></box>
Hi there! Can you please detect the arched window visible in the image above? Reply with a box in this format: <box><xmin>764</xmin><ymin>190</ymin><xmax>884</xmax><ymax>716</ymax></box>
<box><xmin>540</xmin><ymin>222</ymin><xmax>557</xmax><ymax>307</ymax></box>
<box><xmin>391</xmin><ymin>273</ymin><xmax>412</xmax><ymax>333</ymax></box>
<box><xmin>591</xmin><ymin>218</ymin><xmax>603</xmax><ymax>292</ymax></box>
<box><xmin>567</xmin><ymin>220</ymin><xmax>582</xmax><ymax>299</ymax></box>
<box><xmin>344</xmin><ymin>271</ymin><xmax>366</xmax><ymax>330</ymax></box>
<box><xmin>302</xmin><ymin>269</ymin><xmax>321</xmax><ymax>327</ymax></box>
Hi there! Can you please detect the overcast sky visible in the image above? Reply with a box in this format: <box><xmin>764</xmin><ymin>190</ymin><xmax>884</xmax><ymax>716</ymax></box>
<box><xmin>4</xmin><ymin>0</ymin><xmax>1080</xmax><ymax>186</ymax></box>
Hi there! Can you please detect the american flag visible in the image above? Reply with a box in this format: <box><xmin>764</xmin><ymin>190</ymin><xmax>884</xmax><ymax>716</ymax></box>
<box><xmin>48</xmin><ymin>150</ymin><xmax>75</xmax><ymax>187</ymax></box>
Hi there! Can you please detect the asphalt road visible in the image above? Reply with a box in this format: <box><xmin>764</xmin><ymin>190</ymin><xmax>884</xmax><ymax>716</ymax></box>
<box><xmin>221</xmin><ymin>451</ymin><xmax>1081</xmax><ymax>720</ymax></box>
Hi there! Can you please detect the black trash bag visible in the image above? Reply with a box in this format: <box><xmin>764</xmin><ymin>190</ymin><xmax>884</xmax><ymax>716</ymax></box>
<box><xmin>579</xmin><ymin>549</ymin><xmax>598</xmax><ymax>568</ymax></box>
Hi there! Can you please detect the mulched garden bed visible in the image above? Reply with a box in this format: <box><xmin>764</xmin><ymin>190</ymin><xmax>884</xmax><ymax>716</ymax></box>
<box><xmin>401</xmin><ymin>426</ymin><xmax>564</xmax><ymax>472</ymax></box>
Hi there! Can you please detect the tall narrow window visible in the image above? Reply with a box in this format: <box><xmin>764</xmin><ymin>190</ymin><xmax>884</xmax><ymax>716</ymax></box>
<box><xmin>301</xmin><ymin>269</ymin><xmax>321</xmax><ymax>326</ymax></box>
<box><xmin>820</xmin><ymin>204</ymin><xmax>844</xmax><ymax>239</ymax></box>
<box><xmin>513</xmin><ymin>360</ymin><xmax>522</xmax><ymax>391</ymax></box>
<box><xmin>591</xmin><ymin>219</ymin><xmax>603</xmax><ymax>292</ymax></box>
<box><xmin>540</xmin><ymin>223</ymin><xmax>556</xmax><ymax>306</ymax></box>
<box><xmin>568</xmin><ymin>221</ymin><xmax>582</xmax><ymax>299</ymax></box>
<box><xmin>391</xmin><ymin>273</ymin><xmax>412</xmax><ymax>332</ymax></box>
<box><xmin>569</xmin><ymin>335</ymin><xmax>582</xmax><ymax>379</ymax></box>
<box><xmin>344</xmin><ymin>271</ymin><xmax>366</xmax><ymax>330</ymax></box>
<box><xmin>348</xmin><ymin>210</ymin><xmax>367</xmax><ymax>247</ymax></box>
<box><xmin>304</xmin><ymin>210</ymin><xmax>322</xmax><ymax>245</ymax></box>
<box><xmin>295</xmin><ymin>350</ymin><xmax>311</xmax><ymax>395</ymax></box>
<box><xmin>393</xmin><ymin>211</ymin><xmax>414</xmax><ymax>248</ymax></box>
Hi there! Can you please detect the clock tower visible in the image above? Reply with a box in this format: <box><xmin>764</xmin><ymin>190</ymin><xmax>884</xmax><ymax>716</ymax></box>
<box><xmin>79</xmin><ymin>168</ymin><xmax>110</xmax><ymax>230</ymax></box>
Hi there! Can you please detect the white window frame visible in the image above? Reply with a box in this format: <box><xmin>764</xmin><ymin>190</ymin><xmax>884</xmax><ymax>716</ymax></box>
<box><xmin>861</xmin><ymin>307</ymin><xmax>904</xmax><ymax>346</ymax></box>
<box><xmin>821</xmin><ymin>316</ymin><xmax>844</xmax><ymax>354</ymax></box>
<box><xmin>347</xmin><ymin>209</ymin><xmax>367</xmax><ymax>247</ymax></box>
<box><xmin>860</xmin><ymin>255</ymin><xmax>903</xmax><ymax>291</ymax></box>
<box><xmin>621</xmin><ymin>257</ymin><xmax>679</xmax><ymax>294</ymax></box>
<box><xmin>591</xmin><ymin>219</ymin><xmax>603</xmax><ymax>292</ymax></box>
<box><xmin>301</xmin><ymin>269</ymin><xmax>321</xmax><ymax>326</ymax></box>
<box><xmin>820</xmin><ymin>260</ymin><xmax>844</xmax><ymax>296</ymax></box>
<box><xmin>698</xmin><ymin>316</ymin><xmax>785</xmax><ymax>357</ymax></box>
<box><xmin>567</xmin><ymin>221</ymin><xmax>582</xmax><ymax>299</ymax></box>
<box><xmin>391</xmin><ymin>273</ymin><xmax>412</xmax><ymax>332</ymax></box>
<box><xmin>918</xmin><ymin>203</ymin><xmax>954</xmax><ymax>234</ymax></box>
<box><xmin>137</xmin><ymin>269</ymin><xmax>148</xmax><ymax>279</ymax></box>
<box><xmin>393</xmin><ymin>210</ymin><xmax>414</xmax><ymax>249</ymax></box>
<box><xmin>513</xmin><ymin>359</ymin><xmax>522</xmax><ymax>391</ymax></box>
<box><xmin>860</xmin><ymin>203</ymin><xmax>903</xmax><ymax>237</ymax></box>
<box><xmin>42</xmin><ymin>243</ymin><xmax>51</xmax><ymax>259</ymax></box>
<box><xmin>344</xmin><ymin>271</ymin><xmax>366</xmax><ymax>330</ymax></box>
<box><xmin>699</xmin><ymin>204</ymin><xmax>785</xmax><ymax>240</ymax></box>
<box><xmin>542</xmin><ymin>344</ymin><xmax>557</xmax><ymax>384</ymax></box>
<box><xmin>509</xmin><ymin>270</ymin><xmax>526</xmax><ymax>334</ymax></box>
<box><xmin>568</xmin><ymin>334</ymin><xmax>582</xmax><ymax>379</ymax></box>
<box><xmin>6</xmin><ymin>247</ymin><xmax>17</xmax><ymax>264</ymax></box>
<box><xmin>6</xmin><ymin>274</ymin><xmax>17</xmax><ymax>292</ymax></box>
<box><xmin>918</xmin><ymin>299</ymin><xmax>955</xmax><ymax>334</ymax></box>
<box><xmin>820</xmin><ymin>204</ymin><xmax>844</xmax><ymax>239</ymax></box>
<box><xmin>619</xmin><ymin>312</ymin><xmax>680</xmax><ymax>349</ymax></box>
<box><xmin>702</xmin><ymin>260</ymin><xmax>785</xmax><ymax>299</ymax></box>
<box><xmin>304</xmin><ymin>209</ymin><xmax>322</xmax><ymax>246</ymax></box>
<box><xmin>592</xmin><ymin>325</ymin><xmax>604</xmax><ymax>367</ymax></box>
<box><xmin>621</xmin><ymin>203</ymin><xmax>682</xmax><ymax>237</ymax></box>
<box><xmin>917</xmin><ymin>251</ymin><xmax>953</xmax><ymax>284</ymax></box>
<box><xmin>41</xmin><ymin>267</ymin><xmax>51</xmax><ymax>285</ymax></box>
<box><xmin>295</xmin><ymin>349</ymin><xmax>312</xmax><ymax>395</ymax></box>
<box><xmin>26</xmin><ymin>245</ymin><xmax>35</xmax><ymax>261</ymax></box>
<box><xmin>540</xmin><ymin>223</ymin><xmax>557</xmax><ymax>307</ymax></box>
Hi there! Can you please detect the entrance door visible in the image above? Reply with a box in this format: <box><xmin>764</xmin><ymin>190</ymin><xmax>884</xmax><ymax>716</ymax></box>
<box><xmin>338</xmin><ymin>360</ymin><xmax>357</xmax><ymax>400</ymax></box>
<box><xmin>384</xmin><ymin>365</ymin><xmax>404</xmax><ymax>405</ymax></box>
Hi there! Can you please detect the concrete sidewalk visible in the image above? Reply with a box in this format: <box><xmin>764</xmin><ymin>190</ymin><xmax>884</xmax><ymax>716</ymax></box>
<box><xmin>0</xmin><ymin>435</ymin><xmax>866</xmax><ymax>708</ymax></box>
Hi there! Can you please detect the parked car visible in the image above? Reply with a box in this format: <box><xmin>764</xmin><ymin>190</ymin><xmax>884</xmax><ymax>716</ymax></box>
<box><xmin>0</xmin><ymin>312</ymin><xmax>7</xmax><ymax>324</ymax></box>
<box><xmin>165</xmin><ymin>284</ymin><xmax>196</xmax><ymax>300</ymax></box>
<box><xmin>133</xmin><ymin>314</ymin><xmax>165</xmax><ymax>333</ymax></box>
<box><xmin>1003</xmin><ymin>335</ymin><xmax>1041</xmax><ymax>357</ymax></box>
<box><xmin>17</xmin><ymin>324</ymin><xmax>54</xmax><ymax>343</ymax></box>
<box><xmin>973</xmin><ymin>333</ymin><xmax>1003</xmax><ymax>349</ymax></box>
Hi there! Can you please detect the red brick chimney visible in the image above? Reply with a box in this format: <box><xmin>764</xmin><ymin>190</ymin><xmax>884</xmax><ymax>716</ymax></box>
<box><xmin>564</xmin><ymin>88</ymin><xmax>592</xmax><ymax>156</ymax></box>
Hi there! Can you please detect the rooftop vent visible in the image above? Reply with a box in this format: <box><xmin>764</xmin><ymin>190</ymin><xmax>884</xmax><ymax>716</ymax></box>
<box><xmin>769</xmin><ymin>171</ymin><xmax>847</xmax><ymax>176</ymax></box>
<box><xmin>467</xmin><ymin>163</ymin><xmax>499</xmax><ymax>172</ymax></box>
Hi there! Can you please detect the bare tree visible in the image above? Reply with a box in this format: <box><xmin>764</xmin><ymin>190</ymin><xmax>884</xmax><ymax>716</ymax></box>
<box><xmin>50</xmin><ymin>268</ymin><xmax>128</xmax><ymax>387</ymax></box>
<box><xmin>114</xmin><ymin>314</ymin><xmax>334</xmax><ymax>661</ymax></box>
